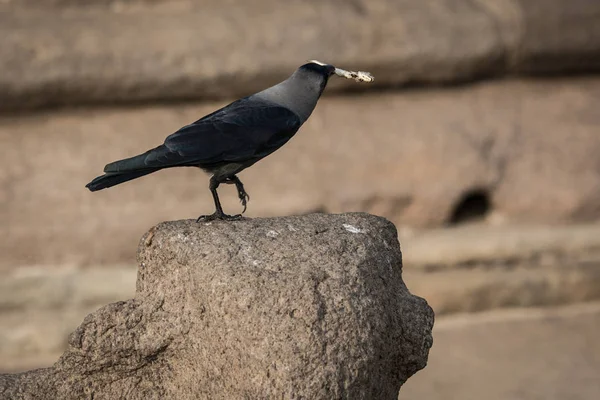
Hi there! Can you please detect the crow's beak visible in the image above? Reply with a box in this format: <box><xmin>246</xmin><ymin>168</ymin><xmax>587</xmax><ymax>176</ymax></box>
<box><xmin>307</xmin><ymin>59</ymin><xmax>374</xmax><ymax>82</ymax></box>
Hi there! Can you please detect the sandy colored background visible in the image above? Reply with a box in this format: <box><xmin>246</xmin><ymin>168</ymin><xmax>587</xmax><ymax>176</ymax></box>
<box><xmin>2</xmin><ymin>1</ymin><xmax>600</xmax><ymax>398</ymax></box>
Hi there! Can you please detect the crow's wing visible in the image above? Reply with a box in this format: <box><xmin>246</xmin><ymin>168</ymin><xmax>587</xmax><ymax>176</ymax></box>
<box><xmin>104</xmin><ymin>98</ymin><xmax>302</xmax><ymax>173</ymax></box>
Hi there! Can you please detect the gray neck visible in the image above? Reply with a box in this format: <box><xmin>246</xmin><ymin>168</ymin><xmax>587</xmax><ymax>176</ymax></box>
<box><xmin>253</xmin><ymin>69</ymin><xmax>327</xmax><ymax>122</ymax></box>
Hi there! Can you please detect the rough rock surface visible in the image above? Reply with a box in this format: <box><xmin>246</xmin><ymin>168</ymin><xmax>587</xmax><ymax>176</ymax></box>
<box><xmin>0</xmin><ymin>213</ymin><xmax>434</xmax><ymax>399</ymax></box>
<box><xmin>3</xmin><ymin>78</ymin><xmax>600</xmax><ymax>268</ymax></box>
<box><xmin>2</xmin><ymin>0</ymin><xmax>600</xmax><ymax>110</ymax></box>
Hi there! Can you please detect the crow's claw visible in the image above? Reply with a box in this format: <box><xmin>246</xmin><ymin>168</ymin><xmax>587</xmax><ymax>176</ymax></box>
<box><xmin>235</xmin><ymin>186</ymin><xmax>250</xmax><ymax>214</ymax></box>
<box><xmin>238</xmin><ymin>191</ymin><xmax>250</xmax><ymax>214</ymax></box>
<box><xmin>196</xmin><ymin>212</ymin><xmax>243</xmax><ymax>222</ymax></box>
<box><xmin>220</xmin><ymin>175</ymin><xmax>250</xmax><ymax>215</ymax></box>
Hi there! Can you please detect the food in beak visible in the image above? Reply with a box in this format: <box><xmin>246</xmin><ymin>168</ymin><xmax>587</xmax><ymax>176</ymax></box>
<box><xmin>334</xmin><ymin>68</ymin><xmax>375</xmax><ymax>83</ymax></box>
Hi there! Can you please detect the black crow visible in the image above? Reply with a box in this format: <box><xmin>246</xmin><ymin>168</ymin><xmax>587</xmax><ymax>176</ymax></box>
<box><xmin>86</xmin><ymin>60</ymin><xmax>374</xmax><ymax>221</ymax></box>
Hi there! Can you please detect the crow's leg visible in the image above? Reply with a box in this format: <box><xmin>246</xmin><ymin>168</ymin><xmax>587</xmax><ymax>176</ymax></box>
<box><xmin>196</xmin><ymin>176</ymin><xmax>242</xmax><ymax>222</ymax></box>
<box><xmin>225</xmin><ymin>175</ymin><xmax>250</xmax><ymax>214</ymax></box>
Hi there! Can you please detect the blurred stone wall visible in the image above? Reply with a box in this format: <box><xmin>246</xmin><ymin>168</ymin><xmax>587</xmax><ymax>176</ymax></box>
<box><xmin>2</xmin><ymin>0</ymin><xmax>600</xmax><ymax>269</ymax></box>
<box><xmin>2</xmin><ymin>0</ymin><xmax>600</xmax><ymax>110</ymax></box>
<box><xmin>3</xmin><ymin>80</ymin><xmax>600</xmax><ymax>268</ymax></box>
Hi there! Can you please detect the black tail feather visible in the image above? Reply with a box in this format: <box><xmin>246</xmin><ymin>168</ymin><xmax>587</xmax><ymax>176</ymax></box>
<box><xmin>85</xmin><ymin>170</ymin><xmax>156</xmax><ymax>192</ymax></box>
